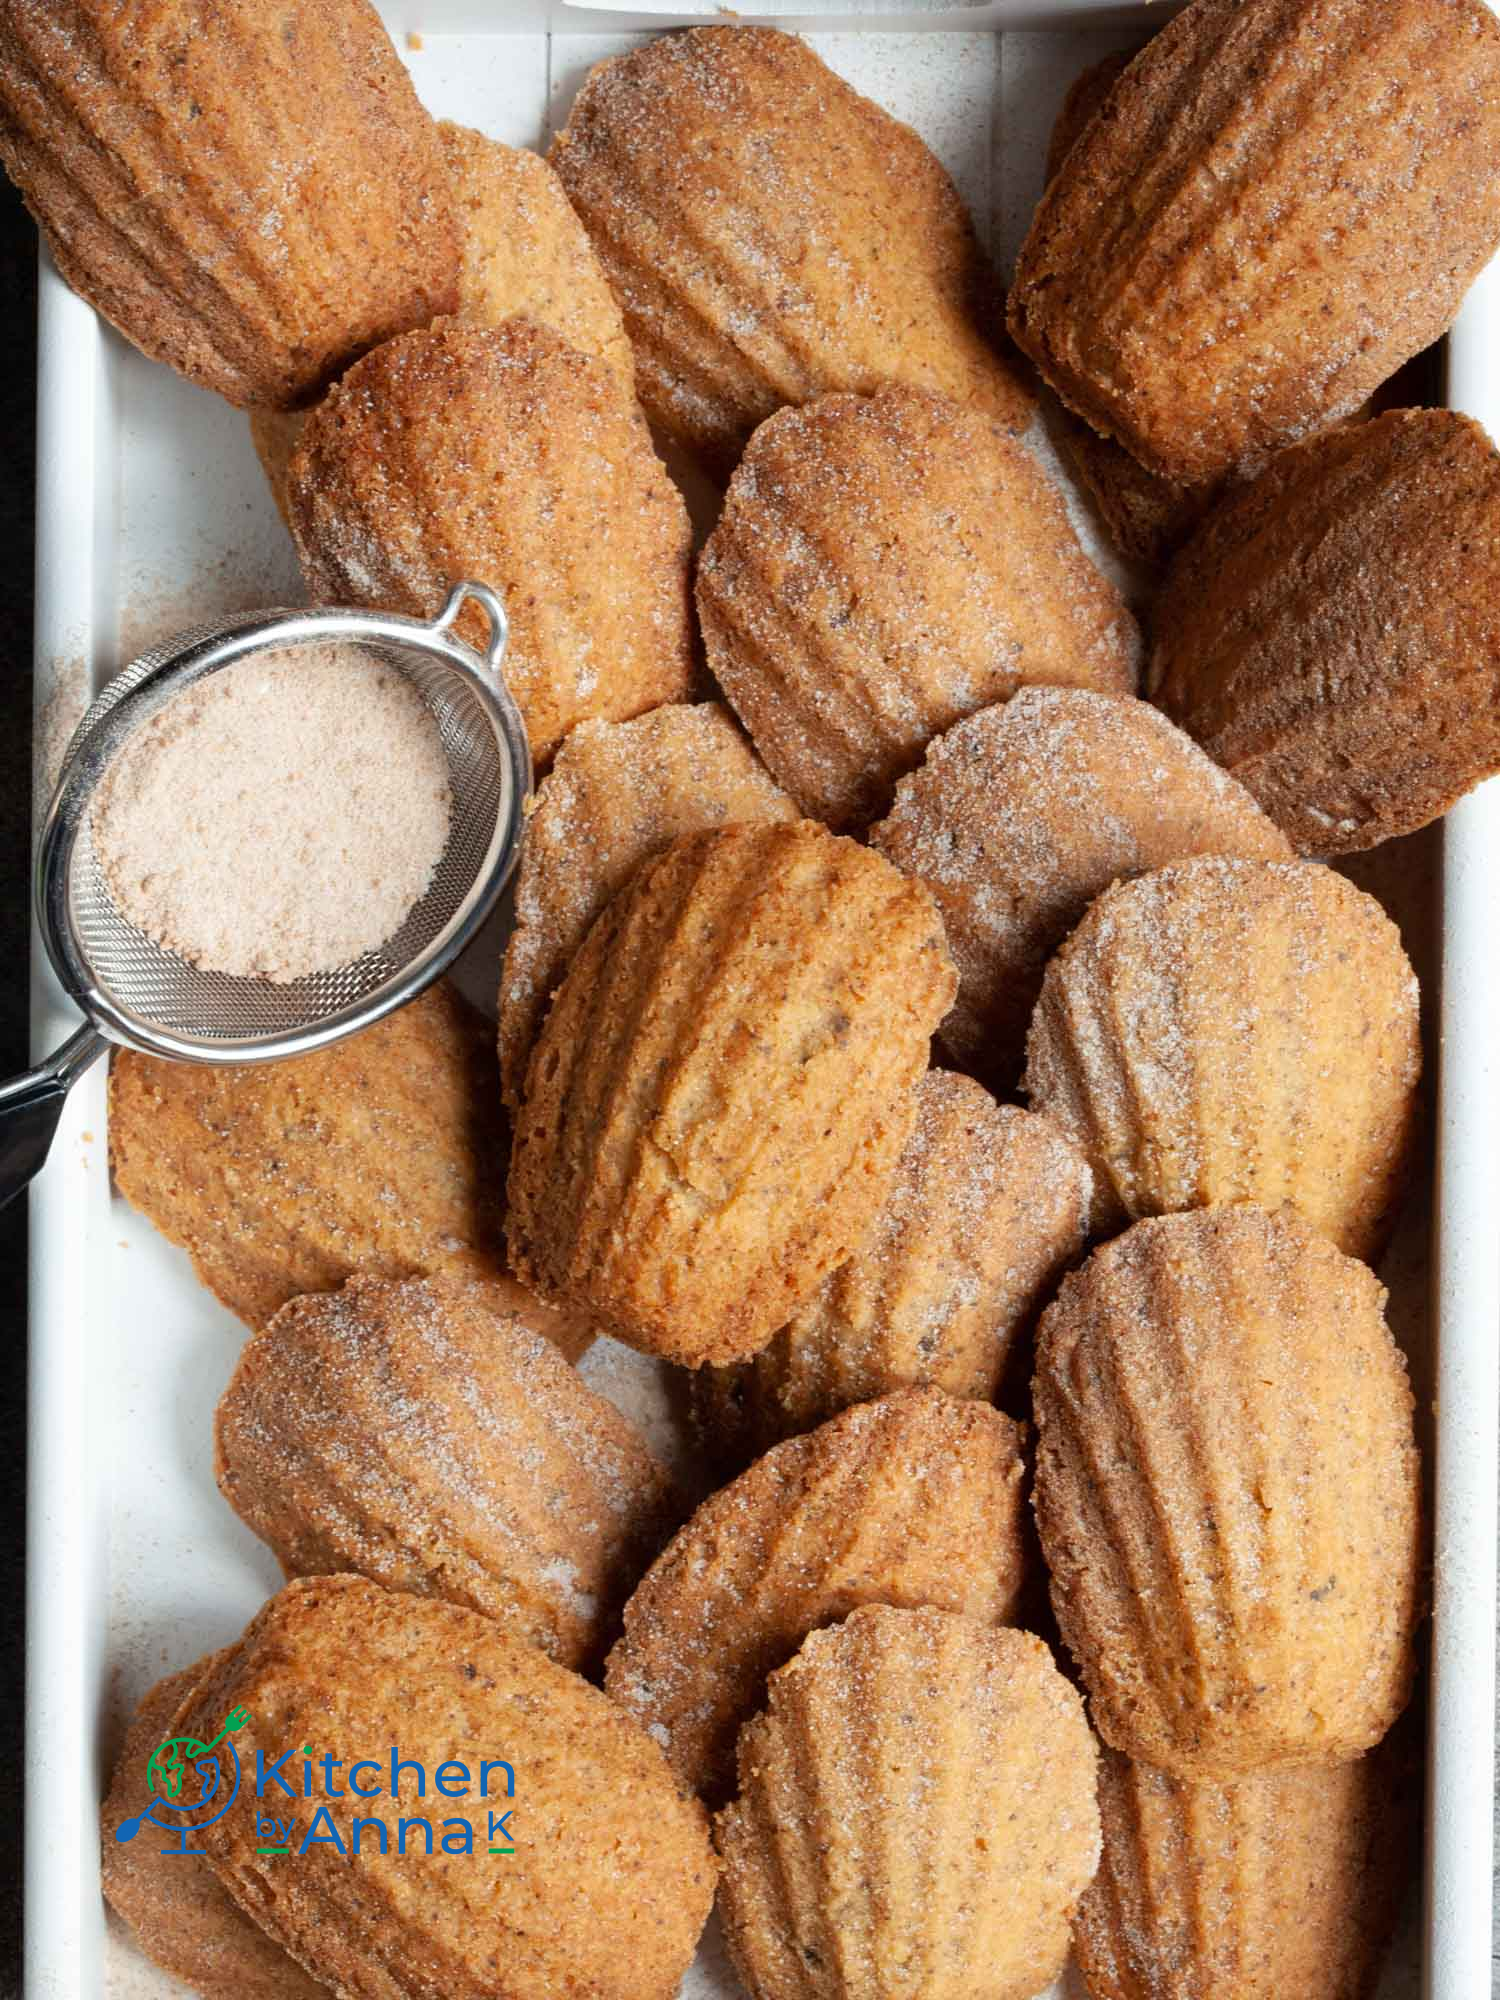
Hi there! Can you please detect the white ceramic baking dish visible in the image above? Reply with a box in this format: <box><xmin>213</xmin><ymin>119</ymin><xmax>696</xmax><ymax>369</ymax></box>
<box><xmin>24</xmin><ymin>6</ymin><xmax>1499</xmax><ymax>1996</ymax></box>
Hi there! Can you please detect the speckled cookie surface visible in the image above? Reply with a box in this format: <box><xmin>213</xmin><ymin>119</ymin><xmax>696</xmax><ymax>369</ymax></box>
<box><xmin>506</xmin><ymin>821</ymin><xmax>956</xmax><ymax>1366</ymax></box>
<box><xmin>606</xmin><ymin>1387</ymin><xmax>1029</xmax><ymax>1802</ymax></box>
<box><xmin>215</xmin><ymin>1273</ymin><xmax>677</xmax><ymax>1671</ymax></box>
<box><xmin>498</xmin><ymin>703</ymin><xmax>796</xmax><ymax>1111</ymax></box>
<box><xmin>1034</xmin><ymin>1208</ymin><xmax>1421</xmax><ymax>1779</ymax></box>
<box><xmin>696</xmin><ymin>1071</ymin><xmax>1091</xmax><ymax>1456</ymax></box>
<box><xmin>550</xmin><ymin>26</ymin><xmax>1031</xmax><ymax>472</ymax></box>
<box><xmin>717</xmin><ymin>1606</ymin><xmax>1100</xmax><ymax>2000</ymax></box>
<box><xmin>1009</xmin><ymin>0</ymin><xmax>1500</xmax><ymax>483</ymax></box>
<box><xmin>1150</xmin><ymin>408</ymin><xmax>1500</xmax><ymax>855</ymax></box>
<box><xmin>697</xmin><ymin>386</ymin><xmax>1139</xmax><ymax>829</ymax></box>
<box><xmin>109</xmin><ymin>982</ymin><xmax>589</xmax><ymax>1359</ymax></box>
<box><xmin>179</xmin><ymin>1575</ymin><xmax>716</xmax><ymax>2000</ymax></box>
<box><xmin>1022</xmin><ymin>856</ymin><xmax>1420</xmax><ymax>1257</ymax></box>
<box><xmin>285</xmin><ymin>315</ymin><xmax>694</xmax><ymax>769</ymax></box>
<box><xmin>0</xmin><ymin>0</ymin><xmax>459</xmax><ymax>408</ymax></box>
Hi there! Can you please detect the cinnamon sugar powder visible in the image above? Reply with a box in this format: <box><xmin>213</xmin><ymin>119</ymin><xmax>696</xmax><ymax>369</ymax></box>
<box><xmin>91</xmin><ymin>643</ymin><xmax>451</xmax><ymax>983</ymax></box>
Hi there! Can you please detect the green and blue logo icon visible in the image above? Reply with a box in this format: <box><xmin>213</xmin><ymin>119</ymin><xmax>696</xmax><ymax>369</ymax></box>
<box><xmin>116</xmin><ymin>1706</ymin><xmax>517</xmax><ymax>1861</ymax></box>
<box><xmin>115</xmin><ymin>1705</ymin><xmax>249</xmax><ymax>1856</ymax></box>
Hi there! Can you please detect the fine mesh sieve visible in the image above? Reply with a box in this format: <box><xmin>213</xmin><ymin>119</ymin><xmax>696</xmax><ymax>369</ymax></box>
<box><xmin>3</xmin><ymin>580</ymin><xmax>531</xmax><ymax>1204</ymax></box>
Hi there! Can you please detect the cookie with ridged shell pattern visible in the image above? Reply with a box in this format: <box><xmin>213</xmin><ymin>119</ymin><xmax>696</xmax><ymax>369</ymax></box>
<box><xmin>0</xmin><ymin>0</ymin><xmax>459</xmax><ymax>408</ymax></box>
<box><xmin>606</xmin><ymin>1386</ymin><xmax>1028</xmax><ymax>1804</ymax></box>
<box><xmin>695</xmin><ymin>1070</ymin><xmax>1090</xmax><ymax>1459</ymax></box>
<box><xmin>498</xmin><ymin>703</ymin><xmax>795</xmax><ymax>1112</ymax></box>
<box><xmin>1074</xmin><ymin>1740</ymin><xmax>1415</xmax><ymax>2000</ymax></box>
<box><xmin>872</xmin><ymin>689</ymin><xmax>1291</xmax><ymax>1093</ymax></box>
<box><xmin>215</xmin><ymin>1272</ymin><xmax>678</xmax><ymax>1673</ymax></box>
<box><xmin>285</xmin><ymin>315</ymin><xmax>694</xmax><ymax>770</ymax></box>
<box><xmin>178</xmin><ymin>1575</ymin><xmax>716</xmax><ymax>2000</ymax></box>
<box><xmin>109</xmin><ymin>981</ymin><xmax>592</xmax><ymax>1359</ymax></box>
<box><xmin>1009</xmin><ymin>0</ymin><xmax>1500</xmax><ymax>485</ymax></box>
<box><xmin>697</xmin><ymin>385</ymin><xmax>1139</xmax><ymax>830</ymax></box>
<box><xmin>1033</xmin><ymin>1207</ymin><xmax>1421</xmax><ymax>1780</ymax></box>
<box><xmin>716</xmin><ymin>1604</ymin><xmax>1100</xmax><ymax>2000</ymax></box>
<box><xmin>506</xmin><ymin>821</ymin><xmax>956</xmax><ymax>1367</ymax></box>
<box><xmin>1150</xmin><ymin>408</ymin><xmax>1500</xmax><ymax>855</ymax></box>
<box><xmin>1022</xmin><ymin>855</ymin><xmax>1419</xmax><ymax>1258</ymax></box>
<box><xmin>550</xmin><ymin>26</ymin><xmax>1032</xmax><ymax>474</ymax></box>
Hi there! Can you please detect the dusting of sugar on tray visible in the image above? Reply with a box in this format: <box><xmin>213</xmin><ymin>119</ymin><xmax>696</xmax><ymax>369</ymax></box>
<box><xmin>90</xmin><ymin>641</ymin><xmax>451</xmax><ymax>984</ymax></box>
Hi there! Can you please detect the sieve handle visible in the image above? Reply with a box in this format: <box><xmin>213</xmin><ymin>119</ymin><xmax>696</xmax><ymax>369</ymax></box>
<box><xmin>430</xmin><ymin>580</ymin><xmax>509</xmax><ymax>670</ymax></box>
<box><xmin>0</xmin><ymin>1025</ymin><xmax>106</xmax><ymax>1208</ymax></box>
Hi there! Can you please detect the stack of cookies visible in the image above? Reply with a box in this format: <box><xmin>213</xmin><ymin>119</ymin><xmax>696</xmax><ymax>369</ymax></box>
<box><xmin>7</xmin><ymin>0</ymin><xmax>1498</xmax><ymax>1993</ymax></box>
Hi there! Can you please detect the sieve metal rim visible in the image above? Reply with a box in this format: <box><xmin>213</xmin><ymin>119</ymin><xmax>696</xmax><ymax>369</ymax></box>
<box><xmin>34</xmin><ymin>582</ymin><xmax>532</xmax><ymax>1065</ymax></box>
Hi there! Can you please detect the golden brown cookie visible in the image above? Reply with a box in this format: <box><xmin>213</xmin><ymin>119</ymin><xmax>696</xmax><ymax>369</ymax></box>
<box><xmin>109</xmin><ymin>981</ymin><xmax>590</xmax><ymax>1358</ymax></box>
<box><xmin>1022</xmin><ymin>856</ymin><xmax>1419</xmax><ymax>1258</ymax></box>
<box><xmin>1009</xmin><ymin>0</ymin><xmax>1500</xmax><ymax>485</ymax></box>
<box><xmin>1041</xmin><ymin>47</ymin><xmax>1222</xmax><ymax>569</ymax></box>
<box><xmin>696</xmin><ymin>386</ymin><xmax>1139</xmax><ymax>829</ymax></box>
<box><xmin>1149</xmin><ymin>408</ymin><xmax>1500</xmax><ymax>855</ymax></box>
<box><xmin>250</xmin><ymin>125</ymin><xmax>634</xmax><ymax>528</ymax></box>
<box><xmin>178</xmin><ymin>1575</ymin><xmax>715</xmax><ymax>2000</ymax></box>
<box><xmin>285</xmin><ymin>316</ymin><xmax>694</xmax><ymax>769</ymax></box>
<box><xmin>1034</xmin><ymin>1207</ymin><xmax>1422</xmax><ymax>1779</ymax></box>
<box><xmin>696</xmin><ymin>1072</ymin><xmax>1090</xmax><ymax>1458</ymax></box>
<box><xmin>607</xmin><ymin>1388</ymin><xmax>1028</xmax><ymax>1803</ymax></box>
<box><xmin>102</xmin><ymin>1653</ymin><xmax>325</xmax><ymax>1999</ymax></box>
<box><xmin>872</xmin><ymin>689</ymin><xmax>1292</xmax><ymax>1091</ymax></box>
<box><xmin>506</xmin><ymin>822</ymin><xmax>956</xmax><ymax>1366</ymax></box>
<box><xmin>438</xmin><ymin>121</ymin><xmax>633</xmax><ymax>387</ymax></box>
<box><xmin>498</xmin><ymin>703</ymin><xmax>796</xmax><ymax>1111</ymax></box>
<box><xmin>717</xmin><ymin>1605</ymin><xmax>1100</xmax><ymax>2000</ymax></box>
<box><xmin>215</xmin><ymin>1273</ymin><xmax>676</xmax><ymax>1671</ymax></box>
<box><xmin>549</xmin><ymin>27</ymin><xmax>1031</xmax><ymax>474</ymax></box>
<box><xmin>1074</xmin><ymin>1744</ymin><xmax>1414</xmax><ymax>2000</ymax></box>
<box><xmin>1055</xmin><ymin>413</ymin><xmax>1220</xmax><ymax>572</ymax></box>
<box><xmin>1045</xmin><ymin>51</ymin><xmax>1136</xmax><ymax>182</ymax></box>
<box><xmin>251</xmin><ymin>125</ymin><xmax>632</xmax><ymax>527</ymax></box>
<box><xmin>0</xmin><ymin>0</ymin><xmax>458</xmax><ymax>408</ymax></box>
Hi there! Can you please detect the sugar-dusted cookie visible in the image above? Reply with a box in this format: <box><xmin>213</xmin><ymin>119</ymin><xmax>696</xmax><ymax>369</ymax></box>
<box><xmin>1034</xmin><ymin>1208</ymin><xmax>1421</xmax><ymax>1778</ymax></box>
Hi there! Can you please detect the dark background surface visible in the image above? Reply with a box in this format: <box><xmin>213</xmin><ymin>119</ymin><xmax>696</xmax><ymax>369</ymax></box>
<box><xmin>0</xmin><ymin>181</ymin><xmax>35</xmax><ymax>1994</ymax></box>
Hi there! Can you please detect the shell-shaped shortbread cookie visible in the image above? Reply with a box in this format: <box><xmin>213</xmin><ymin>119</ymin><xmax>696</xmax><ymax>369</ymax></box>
<box><xmin>498</xmin><ymin>703</ymin><xmax>796</xmax><ymax>1111</ymax></box>
<box><xmin>1022</xmin><ymin>855</ymin><xmax>1420</xmax><ymax>1258</ymax></box>
<box><xmin>1034</xmin><ymin>1207</ymin><xmax>1422</xmax><ymax>1779</ymax></box>
<box><xmin>696</xmin><ymin>1072</ymin><xmax>1091</xmax><ymax>1459</ymax></box>
<box><xmin>250</xmin><ymin>122</ymin><xmax>634</xmax><ymax>528</ymax></box>
<box><xmin>549</xmin><ymin>27</ymin><xmax>1031</xmax><ymax>474</ymax></box>
<box><xmin>109</xmin><ymin>982</ymin><xmax>590</xmax><ymax>1357</ymax></box>
<box><xmin>1150</xmin><ymin>408</ymin><xmax>1500</xmax><ymax>856</ymax></box>
<box><xmin>605</xmin><ymin>1387</ymin><xmax>1029</xmax><ymax>1803</ymax></box>
<box><xmin>1041</xmin><ymin>49</ymin><xmax>1223</xmax><ymax>570</ymax></box>
<box><xmin>438</xmin><ymin>122</ymin><xmax>633</xmax><ymax>387</ymax></box>
<box><xmin>0</xmin><ymin>0</ymin><xmax>459</xmax><ymax>409</ymax></box>
<box><xmin>285</xmin><ymin>315</ymin><xmax>694</xmax><ymax>769</ymax></box>
<box><xmin>215</xmin><ymin>1273</ymin><xmax>678</xmax><ymax>1672</ymax></box>
<box><xmin>179</xmin><ymin>1576</ymin><xmax>716</xmax><ymax>2000</ymax></box>
<box><xmin>872</xmin><ymin>689</ymin><xmax>1291</xmax><ymax>1091</ymax></box>
<box><xmin>717</xmin><ymin>1605</ymin><xmax>1100</xmax><ymax>2000</ymax></box>
<box><xmin>507</xmin><ymin>822</ymin><xmax>956</xmax><ymax>1366</ymax></box>
<box><xmin>696</xmin><ymin>387</ymin><xmax>1140</xmax><ymax>829</ymax></box>
<box><xmin>102</xmin><ymin>1653</ymin><xmax>325</xmax><ymax>1999</ymax></box>
<box><xmin>1009</xmin><ymin>0</ymin><xmax>1500</xmax><ymax>486</ymax></box>
<box><xmin>1074</xmin><ymin>1745</ymin><xmax>1414</xmax><ymax>2000</ymax></box>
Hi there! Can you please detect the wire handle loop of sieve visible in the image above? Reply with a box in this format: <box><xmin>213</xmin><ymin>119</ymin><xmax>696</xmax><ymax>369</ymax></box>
<box><xmin>429</xmin><ymin>579</ymin><xmax>509</xmax><ymax>673</ymax></box>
